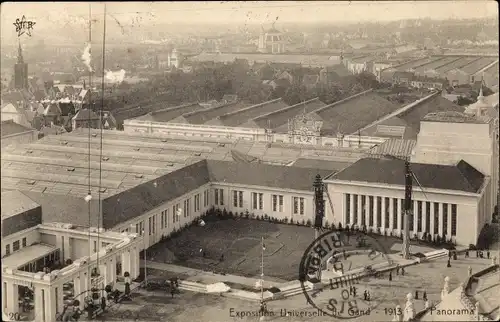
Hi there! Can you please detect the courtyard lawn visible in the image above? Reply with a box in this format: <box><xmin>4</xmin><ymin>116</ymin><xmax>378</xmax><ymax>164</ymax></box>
<box><xmin>146</xmin><ymin>218</ymin><xmax>438</xmax><ymax>281</ymax></box>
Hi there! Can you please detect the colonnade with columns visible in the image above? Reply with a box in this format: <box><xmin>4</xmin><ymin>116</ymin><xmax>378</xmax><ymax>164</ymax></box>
<box><xmin>2</xmin><ymin>244</ymin><xmax>142</xmax><ymax>322</ymax></box>
<box><xmin>343</xmin><ymin>193</ymin><xmax>457</xmax><ymax>240</ymax></box>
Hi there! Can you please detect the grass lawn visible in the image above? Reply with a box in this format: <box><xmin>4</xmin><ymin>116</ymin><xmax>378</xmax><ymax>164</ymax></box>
<box><xmin>147</xmin><ymin>218</ymin><xmax>438</xmax><ymax>281</ymax></box>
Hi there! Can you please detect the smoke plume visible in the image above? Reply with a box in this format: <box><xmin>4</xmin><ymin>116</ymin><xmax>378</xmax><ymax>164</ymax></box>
<box><xmin>81</xmin><ymin>44</ymin><xmax>93</xmax><ymax>72</ymax></box>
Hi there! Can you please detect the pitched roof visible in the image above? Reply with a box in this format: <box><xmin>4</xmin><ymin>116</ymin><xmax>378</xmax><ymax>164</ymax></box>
<box><xmin>1</xmin><ymin>120</ymin><xmax>34</xmax><ymax>137</ymax></box>
<box><xmin>135</xmin><ymin>103</ymin><xmax>205</xmax><ymax>123</ymax></box>
<box><xmin>1</xmin><ymin>191</ymin><xmax>40</xmax><ymax>220</ymax></box>
<box><xmin>396</xmin><ymin>94</ymin><xmax>464</xmax><ymax>135</ymax></box>
<box><xmin>205</xmin><ymin>98</ymin><xmax>289</xmax><ymax>127</ymax></box>
<box><xmin>206</xmin><ymin>160</ymin><xmax>333</xmax><ymax>192</ymax></box>
<box><xmin>240</xmin><ymin>98</ymin><xmax>325</xmax><ymax>130</ymax></box>
<box><xmin>44</xmin><ymin>102</ymin><xmax>62</xmax><ymax>116</ymax></box>
<box><xmin>102</xmin><ymin>160</ymin><xmax>211</xmax><ymax>229</ymax></box>
<box><xmin>327</xmin><ymin>157</ymin><xmax>485</xmax><ymax>193</ymax></box>
<box><xmin>72</xmin><ymin>108</ymin><xmax>99</xmax><ymax>121</ymax></box>
<box><xmin>292</xmin><ymin>158</ymin><xmax>352</xmax><ymax>172</ymax></box>
<box><xmin>322</xmin><ymin>64</ymin><xmax>351</xmax><ymax>77</ymax></box>
<box><xmin>367</xmin><ymin>139</ymin><xmax>417</xmax><ymax>159</ymax></box>
<box><xmin>170</xmin><ymin>101</ymin><xmax>249</xmax><ymax>125</ymax></box>
<box><xmin>312</xmin><ymin>90</ymin><xmax>401</xmax><ymax>136</ymax></box>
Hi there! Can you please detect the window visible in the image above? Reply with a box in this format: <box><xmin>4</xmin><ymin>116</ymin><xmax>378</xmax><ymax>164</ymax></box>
<box><xmin>203</xmin><ymin>190</ymin><xmax>209</xmax><ymax>207</ymax></box>
<box><xmin>214</xmin><ymin>189</ymin><xmax>224</xmax><ymax>206</ymax></box>
<box><xmin>152</xmin><ymin>216</ymin><xmax>156</xmax><ymax>234</ymax></box>
<box><xmin>173</xmin><ymin>204</ymin><xmax>180</xmax><ymax>223</ymax></box>
<box><xmin>443</xmin><ymin>203</ymin><xmax>448</xmax><ymax>236</ymax></box>
<box><xmin>13</xmin><ymin>240</ymin><xmax>20</xmax><ymax>252</ymax></box>
<box><xmin>353</xmin><ymin>195</ymin><xmax>358</xmax><ymax>225</ymax></box>
<box><xmin>252</xmin><ymin>192</ymin><xmax>263</xmax><ymax>210</ymax></box>
<box><xmin>376</xmin><ymin>197</ymin><xmax>382</xmax><ymax>228</ymax></box>
<box><xmin>149</xmin><ymin>217</ymin><xmax>153</xmax><ymax>235</ymax></box>
<box><xmin>384</xmin><ymin>197</ymin><xmax>390</xmax><ymax>229</ymax></box>
<box><xmin>451</xmin><ymin>204</ymin><xmax>457</xmax><ymax>236</ymax></box>
<box><xmin>272</xmin><ymin>195</ymin><xmax>284</xmax><ymax>212</ymax></box>
<box><xmin>233</xmin><ymin>191</ymin><xmax>239</xmax><ymax>208</ymax></box>
<box><xmin>360</xmin><ymin>195</ymin><xmax>366</xmax><ymax>226</ymax></box>
<box><xmin>434</xmin><ymin>203</ymin><xmax>439</xmax><ymax>235</ymax></box>
<box><xmin>392</xmin><ymin>198</ymin><xmax>398</xmax><ymax>229</ymax></box>
<box><xmin>161</xmin><ymin>211</ymin><xmax>165</xmax><ymax>229</ymax></box>
<box><xmin>239</xmin><ymin>191</ymin><xmax>243</xmax><ymax>208</ymax></box>
<box><xmin>417</xmin><ymin>201</ymin><xmax>423</xmax><ymax>232</ymax></box>
<box><xmin>345</xmin><ymin>194</ymin><xmax>351</xmax><ymax>224</ymax></box>
<box><xmin>194</xmin><ymin>194</ymin><xmax>201</xmax><ymax>212</ymax></box>
<box><xmin>293</xmin><ymin>197</ymin><xmax>305</xmax><ymax>215</ymax></box>
<box><xmin>5</xmin><ymin>244</ymin><xmax>10</xmax><ymax>255</ymax></box>
<box><xmin>425</xmin><ymin>202</ymin><xmax>431</xmax><ymax>233</ymax></box>
<box><xmin>93</xmin><ymin>241</ymin><xmax>97</xmax><ymax>253</ymax></box>
<box><xmin>184</xmin><ymin>199</ymin><xmax>190</xmax><ymax>218</ymax></box>
<box><xmin>22</xmin><ymin>237</ymin><xmax>26</xmax><ymax>247</ymax></box>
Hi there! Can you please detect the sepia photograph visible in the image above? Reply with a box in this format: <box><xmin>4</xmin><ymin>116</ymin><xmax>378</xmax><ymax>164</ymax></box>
<box><xmin>1</xmin><ymin>1</ymin><xmax>499</xmax><ymax>321</ymax></box>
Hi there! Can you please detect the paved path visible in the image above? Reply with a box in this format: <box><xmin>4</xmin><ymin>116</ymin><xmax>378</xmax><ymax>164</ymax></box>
<box><xmin>142</xmin><ymin>260</ymin><xmax>290</xmax><ymax>288</ymax></box>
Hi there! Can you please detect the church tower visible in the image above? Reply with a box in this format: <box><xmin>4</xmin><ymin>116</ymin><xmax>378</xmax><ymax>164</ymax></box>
<box><xmin>14</xmin><ymin>41</ymin><xmax>28</xmax><ymax>90</ymax></box>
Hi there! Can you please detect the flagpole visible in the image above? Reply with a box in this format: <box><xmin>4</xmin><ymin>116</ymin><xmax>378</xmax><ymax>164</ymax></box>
<box><xmin>261</xmin><ymin>237</ymin><xmax>264</xmax><ymax>304</ymax></box>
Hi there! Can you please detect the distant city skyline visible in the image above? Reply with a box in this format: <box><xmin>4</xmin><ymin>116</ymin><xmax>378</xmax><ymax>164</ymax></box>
<box><xmin>1</xmin><ymin>1</ymin><xmax>498</xmax><ymax>28</ymax></box>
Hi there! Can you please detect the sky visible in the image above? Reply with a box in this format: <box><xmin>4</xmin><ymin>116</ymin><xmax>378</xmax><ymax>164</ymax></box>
<box><xmin>1</xmin><ymin>1</ymin><xmax>498</xmax><ymax>28</ymax></box>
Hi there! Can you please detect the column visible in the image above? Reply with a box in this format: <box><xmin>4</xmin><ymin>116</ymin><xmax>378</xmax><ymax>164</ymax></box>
<box><xmin>99</xmin><ymin>264</ymin><xmax>108</xmax><ymax>287</ymax></box>
<box><xmin>389</xmin><ymin>198</ymin><xmax>394</xmax><ymax>231</ymax></box>
<box><xmin>5</xmin><ymin>282</ymin><xmax>19</xmax><ymax>314</ymax></box>
<box><xmin>63</xmin><ymin>237</ymin><xmax>72</xmax><ymax>262</ymax></box>
<box><xmin>56</xmin><ymin>285</ymin><xmax>64</xmax><ymax>315</ymax></box>
<box><xmin>438</xmin><ymin>203</ymin><xmax>444</xmax><ymax>237</ymax></box>
<box><xmin>349</xmin><ymin>194</ymin><xmax>355</xmax><ymax>225</ymax></box>
<box><xmin>45</xmin><ymin>287</ymin><xmax>56</xmax><ymax>322</ymax></box>
<box><xmin>129</xmin><ymin>249</ymin><xmax>137</xmax><ymax>279</ymax></box>
<box><xmin>106</xmin><ymin>258</ymin><xmax>114</xmax><ymax>287</ymax></box>
<box><xmin>34</xmin><ymin>287</ymin><xmax>45</xmax><ymax>322</ymax></box>
<box><xmin>430</xmin><ymin>202</ymin><xmax>435</xmax><ymax>236</ymax></box>
<box><xmin>122</xmin><ymin>251</ymin><xmax>131</xmax><ymax>276</ymax></box>
<box><xmin>381</xmin><ymin>197</ymin><xmax>387</xmax><ymax>232</ymax></box>
<box><xmin>135</xmin><ymin>247</ymin><xmax>141</xmax><ymax>280</ymax></box>
<box><xmin>374</xmin><ymin>196</ymin><xmax>379</xmax><ymax>229</ymax></box>
<box><xmin>422</xmin><ymin>201</ymin><xmax>427</xmax><ymax>236</ymax></box>
<box><xmin>357</xmin><ymin>195</ymin><xmax>362</xmax><ymax>226</ymax></box>
<box><xmin>447</xmin><ymin>204</ymin><xmax>452</xmax><ymax>240</ymax></box>
<box><xmin>397</xmin><ymin>199</ymin><xmax>402</xmax><ymax>232</ymax></box>
<box><xmin>413</xmin><ymin>200</ymin><xmax>418</xmax><ymax>235</ymax></box>
<box><xmin>73</xmin><ymin>272</ymin><xmax>86</xmax><ymax>310</ymax></box>
<box><xmin>365</xmin><ymin>196</ymin><xmax>371</xmax><ymax>228</ymax></box>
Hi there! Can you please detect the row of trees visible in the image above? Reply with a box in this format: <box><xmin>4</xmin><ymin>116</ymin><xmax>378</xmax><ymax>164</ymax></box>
<box><xmin>103</xmin><ymin>60</ymin><xmax>379</xmax><ymax>115</ymax></box>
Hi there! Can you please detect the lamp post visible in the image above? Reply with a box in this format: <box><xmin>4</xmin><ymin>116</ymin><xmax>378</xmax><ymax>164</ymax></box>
<box><xmin>260</xmin><ymin>237</ymin><xmax>265</xmax><ymax>305</ymax></box>
<box><xmin>142</xmin><ymin>229</ymin><xmax>147</xmax><ymax>286</ymax></box>
<box><xmin>313</xmin><ymin>174</ymin><xmax>325</xmax><ymax>281</ymax></box>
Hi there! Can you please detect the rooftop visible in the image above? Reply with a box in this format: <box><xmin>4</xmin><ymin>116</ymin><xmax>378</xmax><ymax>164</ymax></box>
<box><xmin>291</xmin><ymin>158</ymin><xmax>352</xmax><ymax>172</ymax></box>
<box><xmin>2</xmin><ymin>243</ymin><xmax>56</xmax><ymax>269</ymax></box>
<box><xmin>423</xmin><ymin>111</ymin><xmax>489</xmax><ymax>124</ymax></box>
<box><xmin>327</xmin><ymin>157</ymin><xmax>485</xmax><ymax>194</ymax></box>
<box><xmin>311</xmin><ymin>90</ymin><xmax>401</xmax><ymax>136</ymax></box>
<box><xmin>205</xmin><ymin>98</ymin><xmax>289</xmax><ymax>127</ymax></box>
<box><xmin>134</xmin><ymin>103</ymin><xmax>206</xmax><ymax>123</ymax></box>
<box><xmin>169</xmin><ymin>101</ymin><xmax>249</xmax><ymax>125</ymax></box>
<box><xmin>189</xmin><ymin>53</ymin><xmax>341</xmax><ymax>67</ymax></box>
<box><xmin>240</xmin><ymin>98</ymin><xmax>326</xmax><ymax>130</ymax></box>
<box><xmin>1</xmin><ymin>120</ymin><xmax>34</xmax><ymax>137</ymax></box>
<box><xmin>1</xmin><ymin>190</ymin><xmax>40</xmax><ymax>220</ymax></box>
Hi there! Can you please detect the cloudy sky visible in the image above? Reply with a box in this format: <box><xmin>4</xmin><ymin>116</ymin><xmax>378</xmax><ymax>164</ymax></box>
<box><xmin>2</xmin><ymin>1</ymin><xmax>497</xmax><ymax>27</ymax></box>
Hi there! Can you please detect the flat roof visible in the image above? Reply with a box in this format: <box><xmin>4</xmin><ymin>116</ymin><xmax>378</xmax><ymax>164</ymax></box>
<box><xmin>3</xmin><ymin>243</ymin><xmax>56</xmax><ymax>269</ymax></box>
<box><xmin>423</xmin><ymin>111</ymin><xmax>489</xmax><ymax>124</ymax></box>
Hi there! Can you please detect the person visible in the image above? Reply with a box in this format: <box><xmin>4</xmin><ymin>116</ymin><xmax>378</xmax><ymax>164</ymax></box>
<box><xmin>389</xmin><ymin>272</ymin><xmax>392</xmax><ymax>281</ymax></box>
<box><xmin>447</xmin><ymin>259</ymin><xmax>451</xmax><ymax>267</ymax></box>
<box><xmin>401</xmin><ymin>267</ymin><xmax>405</xmax><ymax>276</ymax></box>
<box><xmin>363</xmin><ymin>290</ymin><xmax>368</xmax><ymax>301</ymax></box>
<box><xmin>453</xmin><ymin>252</ymin><xmax>457</xmax><ymax>260</ymax></box>
<box><xmin>487</xmin><ymin>250</ymin><xmax>490</xmax><ymax>259</ymax></box>
<box><xmin>352</xmin><ymin>286</ymin><xmax>357</xmax><ymax>297</ymax></box>
<box><xmin>415</xmin><ymin>290</ymin><xmax>419</xmax><ymax>300</ymax></box>
<box><xmin>423</xmin><ymin>291</ymin><xmax>427</xmax><ymax>301</ymax></box>
<box><xmin>171</xmin><ymin>287</ymin><xmax>175</xmax><ymax>298</ymax></box>
<box><xmin>465</xmin><ymin>250</ymin><xmax>469</xmax><ymax>258</ymax></box>
<box><xmin>396</xmin><ymin>265</ymin><xmax>400</xmax><ymax>275</ymax></box>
